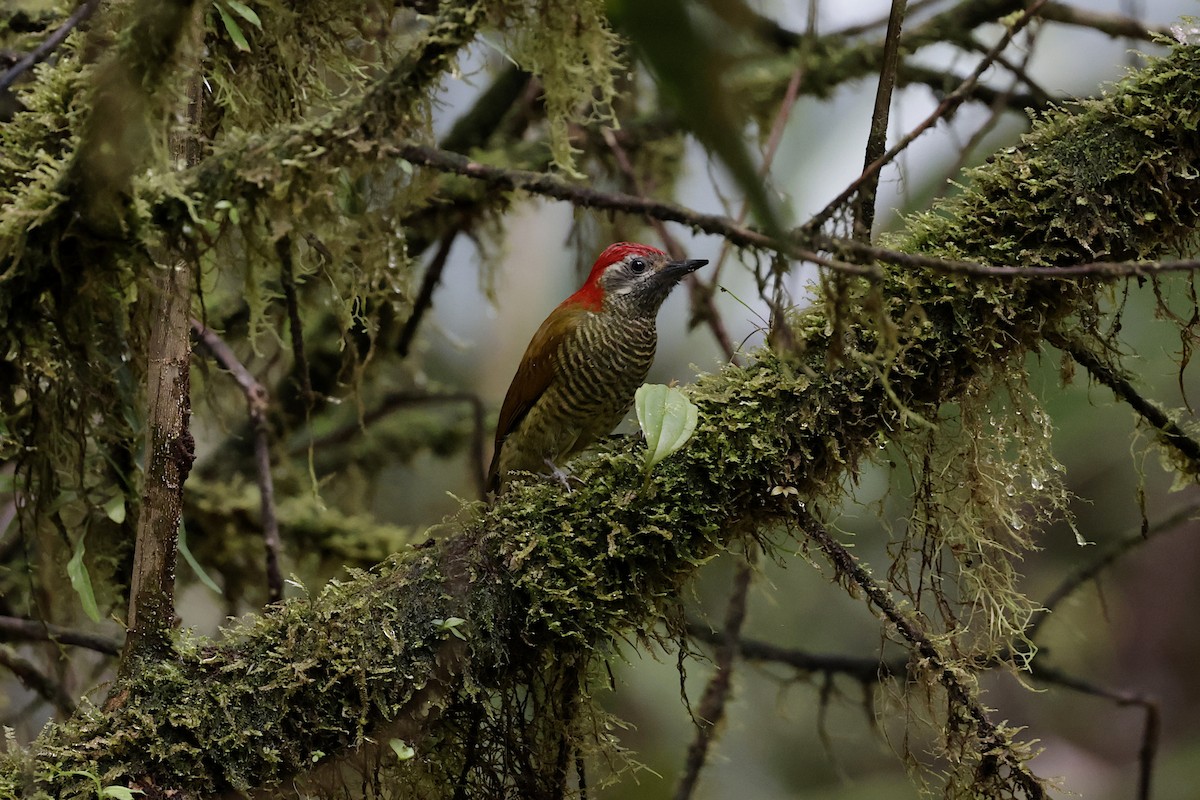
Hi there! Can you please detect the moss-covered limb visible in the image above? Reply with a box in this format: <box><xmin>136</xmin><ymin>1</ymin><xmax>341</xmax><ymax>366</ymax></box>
<box><xmin>0</xmin><ymin>323</ymin><xmax>893</xmax><ymax>796</ymax></box>
<box><xmin>0</xmin><ymin>0</ymin><xmax>198</xmax><ymax>323</ymax></box>
<box><xmin>6</xmin><ymin>25</ymin><xmax>1200</xmax><ymax>800</ymax></box>
<box><xmin>12</xmin><ymin>247</ymin><xmax>1047</xmax><ymax>796</ymax></box>
<box><xmin>68</xmin><ymin>0</ymin><xmax>198</xmax><ymax>238</ymax></box>
<box><xmin>901</xmin><ymin>45</ymin><xmax>1200</xmax><ymax>267</ymax></box>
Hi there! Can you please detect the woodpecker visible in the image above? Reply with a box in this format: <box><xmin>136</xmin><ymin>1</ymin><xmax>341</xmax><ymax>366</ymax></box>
<box><xmin>487</xmin><ymin>242</ymin><xmax>708</xmax><ymax>493</ymax></box>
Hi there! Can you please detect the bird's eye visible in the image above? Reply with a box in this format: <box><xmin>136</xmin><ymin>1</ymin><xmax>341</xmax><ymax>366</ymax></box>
<box><xmin>628</xmin><ymin>258</ymin><xmax>647</xmax><ymax>274</ymax></box>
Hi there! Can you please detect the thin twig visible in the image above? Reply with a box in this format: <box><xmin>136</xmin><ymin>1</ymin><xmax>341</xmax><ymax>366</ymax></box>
<box><xmin>690</xmin><ymin>623</ymin><xmax>1159</xmax><ymax>800</ymax></box>
<box><xmin>191</xmin><ymin>320</ymin><xmax>284</xmax><ymax>604</ymax></box>
<box><xmin>391</xmin><ymin>141</ymin><xmax>1200</xmax><ymax>283</ymax></box>
<box><xmin>900</xmin><ymin>61</ymin><xmax>1048</xmax><ymax>112</ymax></box>
<box><xmin>1029</xmin><ymin>664</ymin><xmax>1159</xmax><ymax>800</ymax></box>
<box><xmin>398</xmin><ymin>230</ymin><xmax>458</xmax><ymax>358</ymax></box>
<box><xmin>1029</xmin><ymin>500</ymin><xmax>1200</xmax><ymax>640</ymax></box>
<box><xmin>855</xmin><ymin>0</ymin><xmax>907</xmax><ymax>240</ymax></box>
<box><xmin>688</xmin><ymin>622</ymin><xmax>906</xmax><ymax>684</ymax></box>
<box><xmin>800</xmin><ymin>512</ymin><xmax>1046</xmax><ymax>798</ymax></box>
<box><xmin>673</xmin><ymin>554</ymin><xmax>755</xmax><ymax>800</ymax></box>
<box><xmin>0</xmin><ymin>0</ymin><xmax>102</xmax><ymax>93</ymax></box>
<box><xmin>277</xmin><ymin>236</ymin><xmax>315</xmax><ymax>410</ymax></box>
<box><xmin>0</xmin><ymin>644</ymin><xmax>74</xmax><ymax>715</ymax></box>
<box><xmin>939</xmin><ymin>30</ymin><xmax>1040</xmax><ymax>189</ymax></box>
<box><xmin>806</xmin><ymin>0</ymin><xmax>1048</xmax><ymax>234</ymax></box>
<box><xmin>1047</xmin><ymin>331</ymin><xmax>1200</xmax><ymax>475</ymax></box>
<box><xmin>0</xmin><ymin>615</ymin><xmax>123</xmax><ymax>656</ymax></box>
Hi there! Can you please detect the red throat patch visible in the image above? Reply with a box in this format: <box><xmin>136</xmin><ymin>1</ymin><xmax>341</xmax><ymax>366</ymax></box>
<box><xmin>560</xmin><ymin>242</ymin><xmax>668</xmax><ymax>312</ymax></box>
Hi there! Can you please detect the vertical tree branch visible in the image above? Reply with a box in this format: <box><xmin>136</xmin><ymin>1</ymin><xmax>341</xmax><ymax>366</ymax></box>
<box><xmin>277</xmin><ymin>236</ymin><xmax>315</xmax><ymax>410</ymax></box>
<box><xmin>806</xmin><ymin>0</ymin><xmax>1047</xmax><ymax>234</ymax></box>
<box><xmin>116</xmin><ymin>0</ymin><xmax>202</xmax><ymax>667</ymax></box>
<box><xmin>398</xmin><ymin>230</ymin><xmax>458</xmax><ymax>358</ymax></box>
<box><xmin>122</xmin><ymin>260</ymin><xmax>194</xmax><ymax>667</ymax></box>
<box><xmin>855</xmin><ymin>0</ymin><xmax>907</xmax><ymax>240</ymax></box>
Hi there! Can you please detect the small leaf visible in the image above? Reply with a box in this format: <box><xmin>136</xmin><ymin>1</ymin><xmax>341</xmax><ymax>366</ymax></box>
<box><xmin>390</xmin><ymin>739</ymin><xmax>416</xmax><ymax>761</ymax></box>
<box><xmin>67</xmin><ymin>536</ymin><xmax>101</xmax><ymax>623</ymax></box>
<box><xmin>102</xmin><ymin>495</ymin><xmax>126</xmax><ymax>524</ymax></box>
<box><xmin>432</xmin><ymin>616</ymin><xmax>468</xmax><ymax>640</ymax></box>
<box><xmin>222</xmin><ymin>0</ymin><xmax>262</xmax><ymax>29</ymax></box>
<box><xmin>635</xmin><ymin>384</ymin><xmax>699</xmax><ymax>474</ymax></box>
<box><xmin>179</xmin><ymin>521</ymin><xmax>223</xmax><ymax>595</ymax></box>
<box><xmin>101</xmin><ymin>787</ymin><xmax>144</xmax><ymax>799</ymax></box>
<box><xmin>215</xmin><ymin>2</ymin><xmax>251</xmax><ymax>52</ymax></box>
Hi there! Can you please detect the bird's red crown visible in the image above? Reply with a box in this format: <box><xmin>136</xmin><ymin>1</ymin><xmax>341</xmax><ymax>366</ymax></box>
<box><xmin>562</xmin><ymin>242</ymin><xmax>667</xmax><ymax>311</ymax></box>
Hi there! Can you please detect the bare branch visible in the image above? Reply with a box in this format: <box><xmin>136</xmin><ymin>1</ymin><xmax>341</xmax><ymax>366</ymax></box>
<box><xmin>0</xmin><ymin>645</ymin><xmax>74</xmax><ymax>716</ymax></box>
<box><xmin>398</xmin><ymin>231</ymin><xmax>459</xmax><ymax>359</ymax></box>
<box><xmin>0</xmin><ymin>0</ymin><xmax>102</xmax><ymax>93</ymax></box>
<box><xmin>1030</xmin><ymin>501</ymin><xmax>1200</xmax><ymax>640</ymax></box>
<box><xmin>1047</xmin><ymin>331</ymin><xmax>1200</xmax><ymax>476</ymax></box>
<box><xmin>688</xmin><ymin>622</ymin><xmax>905</xmax><ymax>684</ymax></box>
<box><xmin>1030</xmin><ymin>664</ymin><xmax>1160</xmax><ymax>800</ymax></box>
<box><xmin>674</xmin><ymin>555</ymin><xmax>754</xmax><ymax>800</ymax></box>
<box><xmin>1041</xmin><ymin>2</ymin><xmax>1172</xmax><ymax>42</ymax></box>
<box><xmin>807</xmin><ymin>0</ymin><xmax>1048</xmax><ymax>235</ymax></box>
<box><xmin>0</xmin><ymin>616</ymin><xmax>123</xmax><ymax>656</ymax></box>
<box><xmin>191</xmin><ymin>320</ymin><xmax>284</xmax><ymax>604</ymax></box>
<box><xmin>855</xmin><ymin>0</ymin><xmax>908</xmax><ymax>240</ymax></box>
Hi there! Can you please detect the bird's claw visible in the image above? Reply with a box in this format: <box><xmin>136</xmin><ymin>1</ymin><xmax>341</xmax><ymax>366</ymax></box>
<box><xmin>544</xmin><ymin>458</ymin><xmax>583</xmax><ymax>492</ymax></box>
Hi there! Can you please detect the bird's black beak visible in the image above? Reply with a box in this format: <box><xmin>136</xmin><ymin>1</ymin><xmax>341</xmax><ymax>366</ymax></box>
<box><xmin>661</xmin><ymin>258</ymin><xmax>709</xmax><ymax>281</ymax></box>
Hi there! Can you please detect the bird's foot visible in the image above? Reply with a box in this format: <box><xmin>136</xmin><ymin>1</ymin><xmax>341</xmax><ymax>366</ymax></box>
<box><xmin>544</xmin><ymin>458</ymin><xmax>582</xmax><ymax>492</ymax></box>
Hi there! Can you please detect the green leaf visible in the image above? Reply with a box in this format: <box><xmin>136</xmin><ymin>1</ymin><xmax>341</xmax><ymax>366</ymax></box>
<box><xmin>67</xmin><ymin>536</ymin><xmax>101</xmax><ymax>623</ymax></box>
<box><xmin>101</xmin><ymin>787</ymin><xmax>144</xmax><ymax>799</ymax></box>
<box><xmin>222</xmin><ymin>0</ymin><xmax>262</xmax><ymax>29</ymax></box>
<box><xmin>102</xmin><ymin>495</ymin><xmax>126</xmax><ymax>524</ymax></box>
<box><xmin>432</xmin><ymin>616</ymin><xmax>468</xmax><ymax>640</ymax></box>
<box><xmin>215</xmin><ymin>2</ymin><xmax>251</xmax><ymax>52</ymax></box>
<box><xmin>635</xmin><ymin>384</ymin><xmax>699</xmax><ymax>474</ymax></box>
<box><xmin>179</xmin><ymin>521</ymin><xmax>223</xmax><ymax>595</ymax></box>
<box><xmin>389</xmin><ymin>739</ymin><xmax>416</xmax><ymax>761</ymax></box>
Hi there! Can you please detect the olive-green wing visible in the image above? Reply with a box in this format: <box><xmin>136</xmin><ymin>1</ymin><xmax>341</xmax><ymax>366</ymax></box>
<box><xmin>486</xmin><ymin>307</ymin><xmax>584</xmax><ymax>491</ymax></box>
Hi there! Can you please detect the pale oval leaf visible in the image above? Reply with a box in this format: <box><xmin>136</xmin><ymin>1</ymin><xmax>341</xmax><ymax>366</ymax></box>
<box><xmin>636</xmin><ymin>384</ymin><xmax>699</xmax><ymax>473</ymax></box>
<box><xmin>67</xmin><ymin>536</ymin><xmax>101</xmax><ymax>623</ymax></box>
<box><xmin>101</xmin><ymin>787</ymin><xmax>143</xmax><ymax>799</ymax></box>
<box><xmin>390</xmin><ymin>738</ymin><xmax>416</xmax><ymax>761</ymax></box>
<box><xmin>103</xmin><ymin>494</ymin><xmax>126</xmax><ymax>524</ymax></box>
